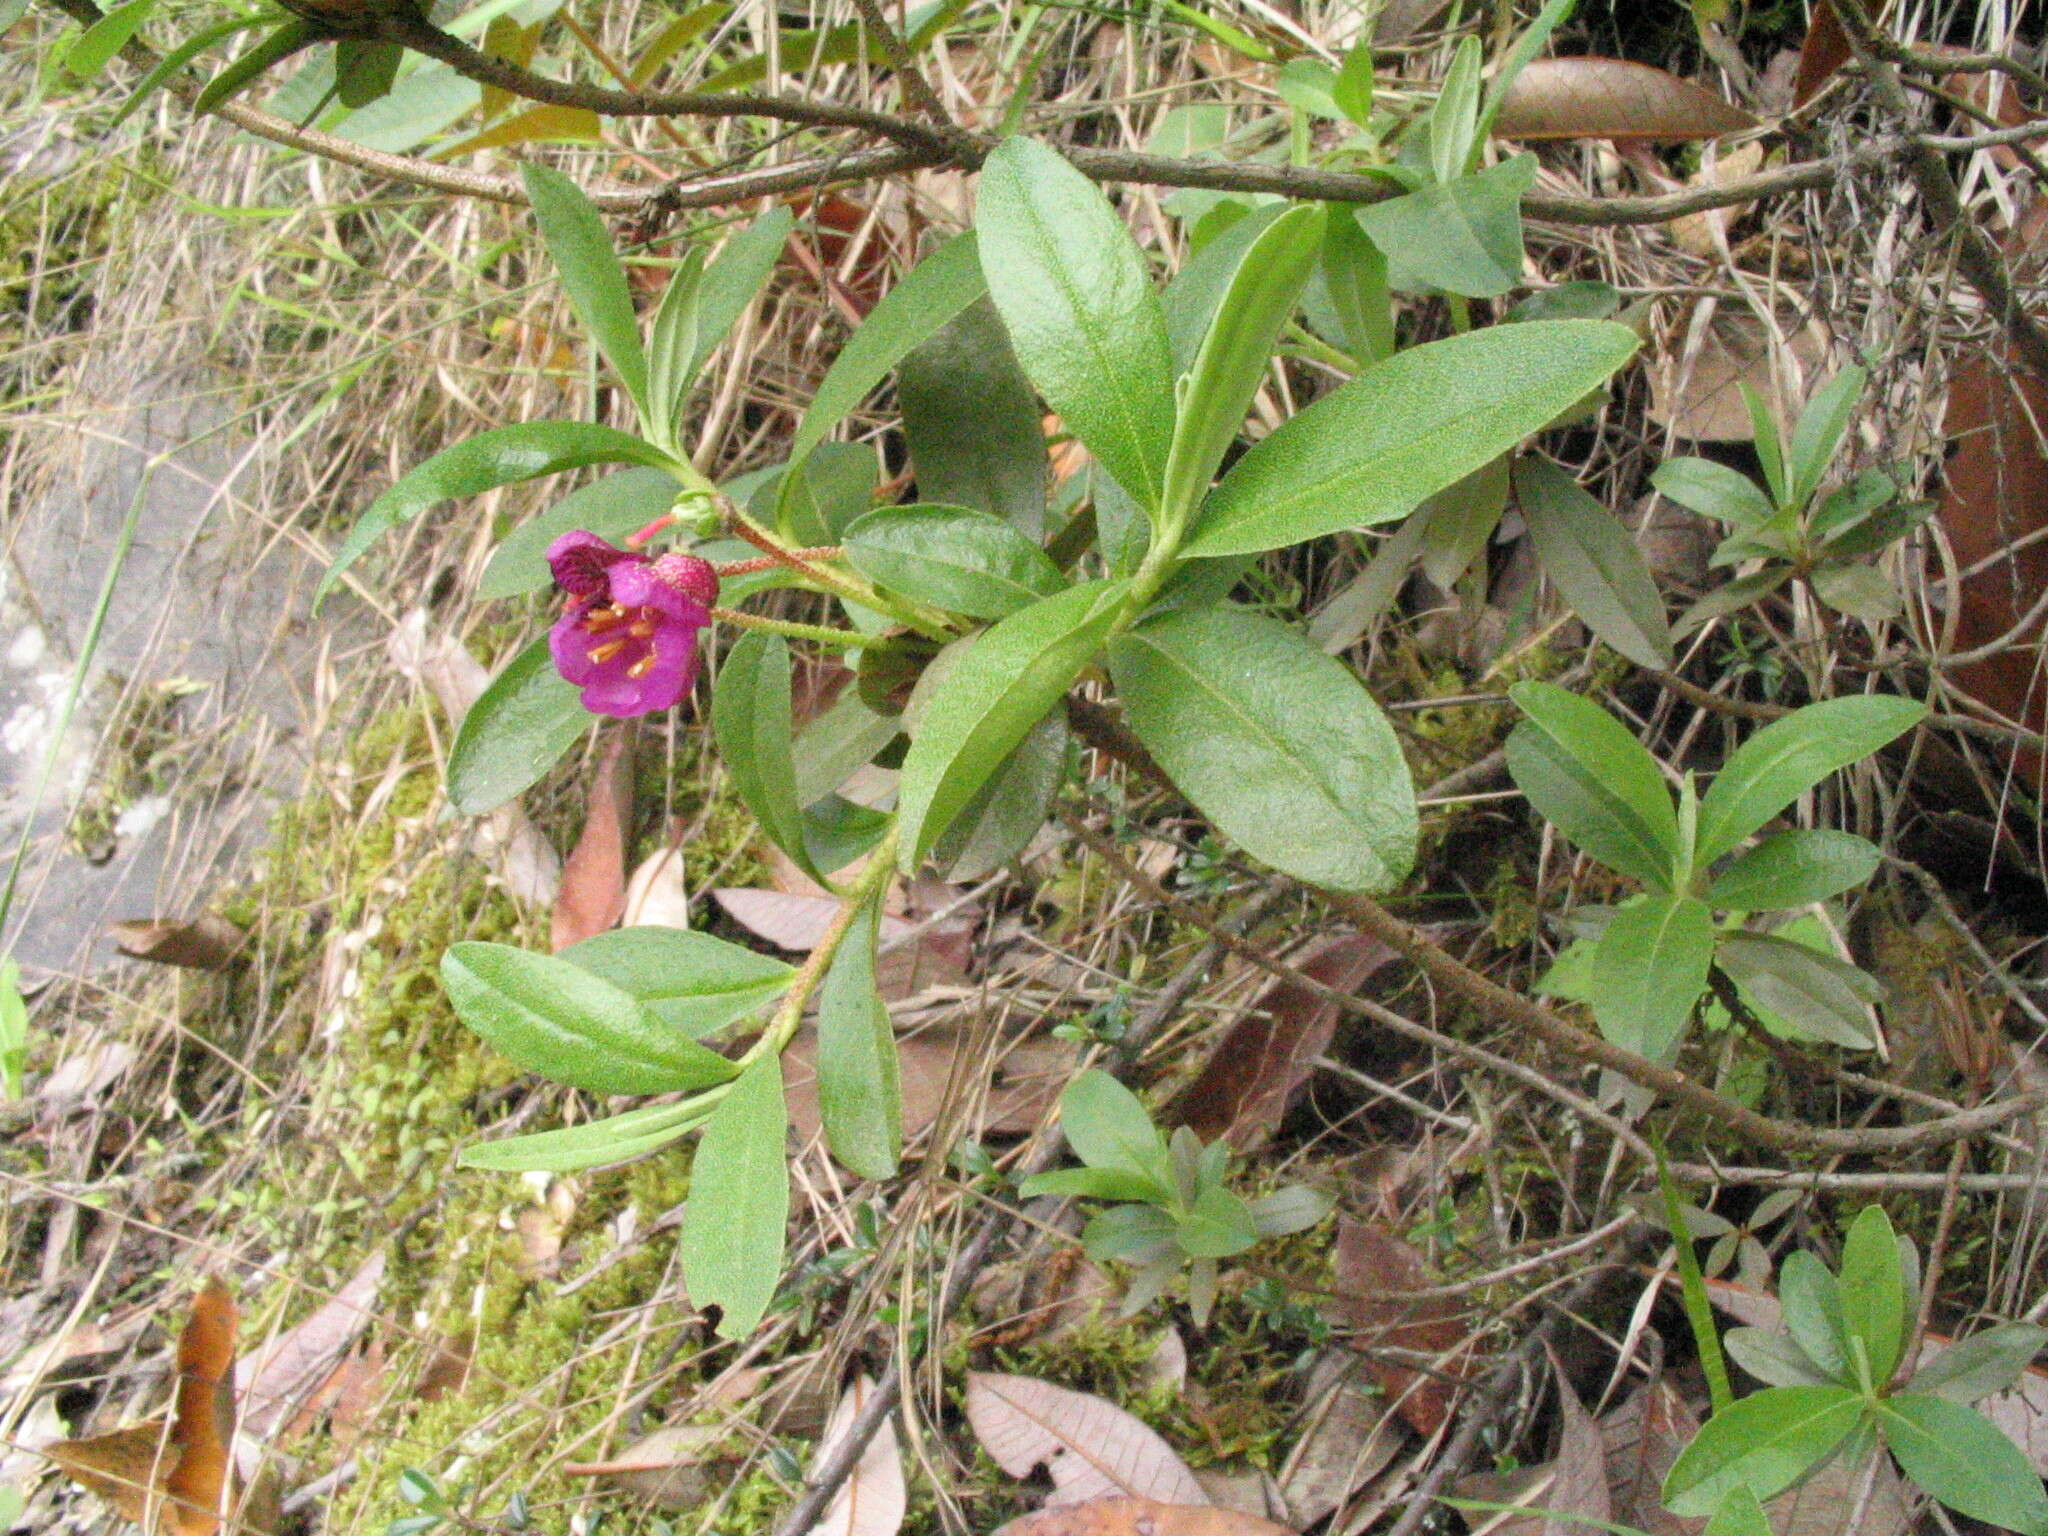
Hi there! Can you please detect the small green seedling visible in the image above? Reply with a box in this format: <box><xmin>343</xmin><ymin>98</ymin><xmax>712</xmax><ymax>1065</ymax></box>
<box><xmin>1019</xmin><ymin>1070</ymin><xmax>1330</xmax><ymax>1324</ymax></box>
<box><xmin>1667</xmin><ymin>1206</ymin><xmax>2048</xmax><ymax>1534</ymax></box>
<box><xmin>1653</xmin><ymin>367</ymin><xmax>1933</xmax><ymax>633</ymax></box>
<box><xmin>1507</xmin><ymin>681</ymin><xmax>1923</xmax><ymax>1058</ymax></box>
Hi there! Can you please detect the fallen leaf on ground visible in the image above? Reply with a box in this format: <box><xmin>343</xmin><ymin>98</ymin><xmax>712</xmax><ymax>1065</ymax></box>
<box><xmin>1277</xmin><ymin>1351</ymin><xmax>1403</xmax><ymax>1527</ymax></box>
<box><xmin>1330</xmin><ymin>1220</ymin><xmax>1482</xmax><ymax>1436</ymax></box>
<box><xmin>42</xmin><ymin>1280</ymin><xmax>277</xmax><ymax>1535</ymax></box>
<box><xmin>967</xmin><ymin>1372</ymin><xmax>1208</xmax><ymax>1507</ymax></box>
<box><xmin>109</xmin><ymin>916</ymin><xmax>244</xmax><ymax>970</ymax></box>
<box><xmin>239</xmin><ymin>1250</ymin><xmax>386</xmax><ymax>1439</ymax></box>
<box><xmin>1494</xmin><ymin>58</ymin><xmax>1757</xmax><ymax>141</ymax></box>
<box><xmin>715</xmin><ymin>888</ymin><xmax>915</xmax><ymax>951</ymax></box>
<box><xmin>1646</xmin><ymin>314</ymin><xmax>1826</xmax><ymax>444</ymax></box>
<box><xmin>552</xmin><ymin>725</ymin><xmax>634</xmax><ymax>951</ymax></box>
<box><xmin>562</xmin><ymin>1421</ymin><xmax>734</xmax><ymax>1509</ymax></box>
<box><xmin>1171</xmin><ymin>936</ymin><xmax>1395</xmax><ymax>1148</ymax></box>
<box><xmin>1792</xmin><ymin>0</ymin><xmax>1851</xmax><ymax>108</ymax></box>
<box><xmin>786</xmin><ymin>1027</ymin><xmax>1068</xmax><ymax>1148</ymax></box>
<box><xmin>1540</xmin><ymin>1366</ymin><xmax>1609</xmax><ymax>1536</ymax></box>
<box><xmin>621</xmin><ymin>843</ymin><xmax>691</xmax><ymax>928</ymax></box>
<box><xmin>38</xmin><ymin>1037</ymin><xmax>138</xmax><ymax>1103</ymax></box>
<box><xmin>991</xmin><ymin>1497</ymin><xmax>1295</xmax><ymax>1536</ymax></box>
<box><xmin>815</xmin><ymin>1375</ymin><xmax>905</xmax><ymax>1536</ymax></box>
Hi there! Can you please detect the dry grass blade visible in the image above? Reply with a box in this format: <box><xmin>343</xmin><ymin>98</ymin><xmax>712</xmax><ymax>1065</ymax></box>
<box><xmin>966</xmin><ymin>1372</ymin><xmax>1208</xmax><ymax>1507</ymax></box>
<box><xmin>1494</xmin><ymin>58</ymin><xmax>1758</xmax><ymax>141</ymax></box>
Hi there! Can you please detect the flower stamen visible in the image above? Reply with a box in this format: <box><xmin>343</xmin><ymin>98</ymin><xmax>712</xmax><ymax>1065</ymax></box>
<box><xmin>587</xmin><ymin>639</ymin><xmax>628</xmax><ymax>664</ymax></box>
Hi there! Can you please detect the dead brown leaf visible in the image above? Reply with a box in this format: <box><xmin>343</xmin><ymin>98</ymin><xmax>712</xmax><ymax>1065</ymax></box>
<box><xmin>991</xmin><ymin>1498</ymin><xmax>1295</xmax><ymax>1536</ymax></box>
<box><xmin>1540</xmin><ymin>1367</ymin><xmax>1609</xmax><ymax>1536</ymax></box>
<box><xmin>1276</xmin><ymin>1352</ymin><xmax>1403</xmax><ymax>1528</ymax></box>
<box><xmin>109</xmin><ymin>916</ymin><xmax>244</xmax><ymax>971</ymax></box>
<box><xmin>1647</xmin><ymin>314</ymin><xmax>1827</xmax><ymax>444</ymax></box>
<box><xmin>552</xmin><ymin>725</ymin><xmax>634</xmax><ymax>951</ymax></box>
<box><xmin>239</xmin><ymin>1251</ymin><xmax>386</xmax><ymax>1439</ymax></box>
<box><xmin>1495</xmin><ymin>58</ymin><xmax>1757</xmax><ymax>142</ymax></box>
<box><xmin>815</xmin><ymin>1376</ymin><xmax>905</xmax><ymax>1536</ymax></box>
<box><xmin>967</xmin><ymin>1372</ymin><xmax>1208</xmax><ymax>1507</ymax></box>
<box><xmin>714</xmin><ymin>888</ymin><xmax>915</xmax><ymax>952</ymax></box>
<box><xmin>1330</xmin><ymin>1220</ymin><xmax>1481</xmax><ymax>1437</ymax></box>
<box><xmin>620</xmin><ymin>843</ymin><xmax>691</xmax><ymax>928</ymax></box>
<box><xmin>1170</xmin><ymin>936</ymin><xmax>1395</xmax><ymax>1149</ymax></box>
<box><xmin>786</xmin><ymin>1027</ymin><xmax>1068</xmax><ymax>1148</ymax></box>
<box><xmin>1792</xmin><ymin>1</ymin><xmax>1852</xmax><ymax>108</ymax></box>
<box><xmin>562</xmin><ymin>1422</ymin><xmax>733</xmax><ymax>1509</ymax></box>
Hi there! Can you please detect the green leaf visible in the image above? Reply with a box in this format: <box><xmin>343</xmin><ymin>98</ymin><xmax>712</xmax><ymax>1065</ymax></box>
<box><xmin>1185</xmin><ymin>320</ymin><xmax>1639</xmax><ymax>558</ymax></box>
<box><xmin>1786</xmin><ymin>366</ymin><xmax>1866</xmax><ymax>512</ymax></box>
<box><xmin>896</xmin><ymin>579</ymin><xmax>1127</xmax><ymax>868</ymax></box>
<box><xmin>1838</xmin><ymin>1205</ymin><xmax>1906</xmax><ymax>1383</ymax></box>
<box><xmin>1808</xmin><ymin>562</ymin><xmax>1898</xmax><ymax>624</ymax></box>
<box><xmin>1356</xmin><ymin>155</ymin><xmax>1536</xmax><ymax>299</ymax></box>
<box><xmin>843</xmin><ymin>504</ymin><xmax>1065</xmax><ymax>619</ymax></box>
<box><xmin>1515</xmin><ymin>457</ymin><xmax>1674</xmax><ymax>670</ymax></box>
<box><xmin>319</xmin><ymin>422</ymin><xmax>673</xmax><ymax>604</ymax></box>
<box><xmin>1058</xmin><ymin>1069</ymin><xmax>1174</xmax><ymax>1195</ymax></box>
<box><xmin>65</xmin><ymin>0</ymin><xmax>155</xmax><ymax>78</ymax></box>
<box><xmin>760</xmin><ymin>441</ymin><xmax>879</xmax><ymax>546</ymax></box>
<box><xmin>1109</xmin><ymin>605</ymin><xmax>1416</xmax><ymax>892</ymax></box>
<box><xmin>1585</xmin><ymin>895</ymin><xmax>1715</xmax><ymax>1058</ymax></box>
<box><xmin>644</xmin><ymin>248</ymin><xmax>703</xmax><ymax>453</ymax></box>
<box><xmin>520</xmin><ymin>163</ymin><xmax>650</xmax><ymax>416</ymax></box>
<box><xmin>898</xmin><ymin>297</ymin><xmax>1049</xmax><ymax>535</ymax></box>
<box><xmin>1661</xmin><ymin>1384</ymin><xmax>1863</xmax><ymax>1516</ymax></box>
<box><xmin>1082</xmin><ymin>1203</ymin><xmax>1179</xmax><ymax>1263</ymax></box>
<box><xmin>1019</xmin><ymin>1165</ymin><xmax>1168</xmax><ymax>1203</ymax></box>
<box><xmin>1161</xmin><ymin>204</ymin><xmax>1287</xmax><ymax>373</ymax></box>
<box><xmin>930</xmin><ymin>708</ymin><xmax>1067</xmax><ymax>883</ymax></box>
<box><xmin>793</xmin><ymin>689</ymin><xmax>904</xmax><ymax>808</ymax></box>
<box><xmin>1705</xmin><ymin>830</ymin><xmax>1882</xmax><ymax>911</ymax></box>
<box><xmin>1425</xmin><ymin>35</ymin><xmax>1483</xmax><ymax>183</ymax></box>
<box><xmin>478</xmin><ymin>466</ymin><xmax>680</xmax><ymax>599</ymax></box>
<box><xmin>1333</xmin><ymin>36</ymin><xmax>1374</xmax><ymax>125</ymax></box>
<box><xmin>801</xmin><ymin>796</ymin><xmax>890</xmax><ymax>874</ymax></box>
<box><xmin>1717</xmin><ymin>932</ymin><xmax>1879</xmax><ymax>1048</ymax></box>
<box><xmin>1415</xmin><ymin>457</ymin><xmax>1510</xmax><ymax>589</ymax></box>
<box><xmin>691</xmin><ymin>206</ymin><xmax>793</xmax><ymax>380</ymax></box>
<box><xmin>977</xmin><ymin>138</ymin><xmax>1178</xmax><ymax>509</ymax></box>
<box><xmin>447</xmin><ymin>637</ymin><xmax>589</xmax><ymax>815</ymax></box>
<box><xmin>443</xmin><ymin>942</ymin><xmax>740</xmax><ymax>1095</ymax></box>
<box><xmin>1724</xmin><ymin>1328</ymin><xmax>1838</xmax><ymax>1389</ymax></box>
<box><xmin>789</xmin><ymin>232</ymin><xmax>986</xmax><ymax>469</ymax></box>
<box><xmin>1913</xmin><ymin>1323</ymin><xmax>2048</xmax><ymax>1404</ymax></box>
<box><xmin>0</xmin><ymin>958</ymin><xmax>25</xmax><ymax>1099</ymax></box>
<box><xmin>1818</xmin><ymin>497</ymin><xmax>1929</xmax><ymax>560</ymax></box>
<box><xmin>461</xmin><ymin>1098</ymin><xmax>706</xmax><ymax>1172</ymax></box>
<box><xmin>1505</xmin><ymin>681</ymin><xmax>1679</xmax><ymax>890</ymax></box>
<box><xmin>1177</xmin><ymin>1184</ymin><xmax>1260</xmax><ymax>1258</ymax></box>
<box><xmin>1694</xmin><ymin>695</ymin><xmax>1926</xmax><ymax>864</ymax></box>
<box><xmin>1319</xmin><ymin>212</ymin><xmax>1395</xmax><ymax>366</ymax></box>
<box><xmin>1654</xmin><ymin>457</ymin><xmax>1779</xmax><ymax>528</ymax></box>
<box><xmin>111</xmin><ymin>12</ymin><xmax>263</xmax><ymax>126</ymax></box>
<box><xmin>334</xmin><ymin>38</ymin><xmax>402</xmax><ymax>108</ymax></box>
<box><xmin>815</xmin><ymin>895</ymin><xmax>900</xmax><ymax>1179</ymax></box>
<box><xmin>1778</xmin><ymin>1250</ymin><xmax>1850</xmax><ymax>1380</ymax></box>
<box><xmin>1701</xmin><ymin>1486</ymin><xmax>1772</xmax><ymax>1536</ymax></box>
<box><xmin>559</xmin><ymin>926</ymin><xmax>793</xmax><ymax>1036</ymax></box>
<box><xmin>680</xmin><ymin>1054</ymin><xmax>789</xmax><ymax>1338</ymax></box>
<box><xmin>1247</xmin><ymin>1185</ymin><xmax>1333</xmax><ymax>1237</ymax></box>
<box><xmin>194</xmin><ymin>17</ymin><xmax>321</xmax><ymax>116</ymax></box>
<box><xmin>1809</xmin><ymin>466</ymin><xmax>1899</xmax><ymax>540</ymax></box>
<box><xmin>1880</xmin><ymin>1393</ymin><xmax>2048</xmax><ymax>1534</ymax></box>
<box><xmin>1676</xmin><ymin>568</ymin><xmax>1794</xmax><ymax>637</ymax></box>
<box><xmin>713</xmin><ymin>633</ymin><xmax>813</xmax><ymax>875</ymax></box>
<box><xmin>1159</xmin><ymin>204</ymin><xmax>1324</xmax><ymax>524</ymax></box>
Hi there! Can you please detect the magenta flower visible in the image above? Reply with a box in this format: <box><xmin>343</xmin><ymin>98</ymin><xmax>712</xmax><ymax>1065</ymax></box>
<box><xmin>546</xmin><ymin>531</ymin><xmax>718</xmax><ymax>718</ymax></box>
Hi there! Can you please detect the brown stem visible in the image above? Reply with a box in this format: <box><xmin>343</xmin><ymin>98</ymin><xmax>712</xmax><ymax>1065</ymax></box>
<box><xmin>844</xmin><ymin>0</ymin><xmax>952</xmax><ymax>129</ymax></box>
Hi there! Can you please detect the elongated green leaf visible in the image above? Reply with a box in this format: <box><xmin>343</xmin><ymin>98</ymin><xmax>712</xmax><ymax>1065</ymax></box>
<box><xmin>319</xmin><ymin>422</ymin><xmax>673</xmax><ymax>603</ymax></box>
<box><xmin>1159</xmin><ymin>205</ymin><xmax>1324</xmax><ymax>524</ymax></box>
<box><xmin>1661</xmin><ymin>1384</ymin><xmax>1863</xmax><ymax>1516</ymax></box>
<box><xmin>479</xmin><ymin>466</ymin><xmax>680</xmax><ymax>599</ymax></box>
<box><xmin>1185</xmin><ymin>321</ymin><xmax>1638</xmax><ymax>557</ymax></box>
<box><xmin>1110</xmin><ymin>605</ymin><xmax>1416</xmax><ymax>892</ymax></box>
<box><xmin>1913</xmin><ymin>1323</ymin><xmax>2048</xmax><ymax>1404</ymax></box>
<box><xmin>1714</xmin><ymin>933</ymin><xmax>1878</xmax><ymax>1048</ymax></box>
<box><xmin>930</xmin><ymin>708</ymin><xmax>1067</xmax><ymax>882</ymax></box>
<box><xmin>713</xmin><ymin>633</ymin><xmax>811</xmax><ymax>874</ymax></box>
<box><xmin>977</xmin><ymin>138</ymin><xmax>1177</xmax><ymax>508</ymax></box>
<box><xmin>1705</xmin><ymin>829</ymin><xmax>1881</xmax><ymax>910</ymax></box>
<box><xmin>461</xmin><ymin>1099</ymin><xmax>706</xmax><ymax>1173</ymax></box>
<box><xmin>793</xmin><ymin>689</ymin><xmax>903</xmax><ymax>808</ymax></box>
<box><xmin>1319</xmin><ymin>212</ymin><xmax>1395</xmax><ymax>366</ymax></box>
<box><xmin>1723</xmin><ymin>1328</ymin><xmax>1836</xmax><ymax>1389</ymax></box>
<box><xmin>1586</xmin><ymin>894</ymin><xmax>1714</xmax><ymax>1058</ymax></box>
<box><xmin>443</xmin><ymin>942</ymin><xmax>740</xmax><ymax>1094</ymax></box>
<box><xmin>1177</xmin><ymin>1184</ymin><xmax>1260</xmax><ymax>1258</ymax></box>
<box><xmin>1017</xmin><ymin>1165</ymin><xmax>1165</xmax><ymax>1202</ymax></box>
<box><xmin>335</xmin><ymin>37</ymin><xmax>402</xmax><ymax>108</ymax></box>
<box><xmin>1838</xmin><ymin>1205</ymin><xmax>1906</xmax><ymax>1384</ymax></box>
<box><xmin>194</xmin><ymin>16</ymin><xmax>321</xmax><ymax>116</ymax></box>
<box><xmin>0</xmin><ymin>958</ymin><xmax>24</xmax><ymax>1099</ymax></box>
<box><xmin>896</xmin><ymin>579</ymin><xmax>1128</xmax><ymax>868</ymax></box>
<box><xmin>1701</xmin><ymin>1486</ymin><xmax>1772</xmax><ymax>1536</ymax></box>
<box><xmin>521</xmin><ymin>163</ymin><xmax>649</xmax><ymax>415</ymax></box>
<box><xmin>1161</xmin><ymin>204</ymin><xmax>1288</xmax><ymax>373</ymax></box>
<box><xmin>692</xmin><ymin>207</ymin><xmax>793</xmax><ymax>379</ymax></box>
<box><xmin>844</xmin><ymin>504</ymin><xmax>1065</xmax><ymax>619</ymax></box>
<box><xmin>112</xmin><ymin>12</ymin><xmax>263</xmax><ymax>126</ymax></box>
<box><xmin>1694</xmin><ymin>695</ymin><xmax>1925</xmax><ymax>864</ymax></box>
<box><xmin>1787</xmin><ymin>366</ymin><xmax>1866</xmax><ymax>512</ymax></box>
<box><xmin>645</xmin><ymin>248</ymin><xmax>703</xmax><ymax>452</ymax></box>
<box><xmin>1505</xmin><ymin>681</ymin><xmax>1679</xmax><ymax>890</ymax></box>
<box><xmin>680</xmin><ymin>1055</ymin><xmax>789</xmax><ymax>1337</ymax></box>
<box><xmin>1676</xmin><ymin>567</ymin><xmax>1794</xmax><ymax>637</ymax></box>
<box><xmin>1515</xmin><ymin>457</ymin><xmax>1674</xmax><ymax>670</ymax></box>
<box><xmin>759</xmin><ymin>440</ymin><xmax>880</xmax><ymax>546</ymax></box>
<box><xmin>1779</xmin><ymin>1250</ymin><xmax>1849</xmax><ymax>1380</ymax></box>
<box><xmin>1356</xmin><ymin>155</ymin><xmax>1535</xmax><ymax>298</ymax></box>
<box><xmin>1058</xmin><ymin>1069</ymin><xmax>1174</xmax><ymax>1195</ymax></box>
<box><xmin>815</xmin><ymin>895</ymin><xmax>900</xmax><ymax>1179</ymax></box>
<box><xmin>789</xmin><ymin>233</ymin><xmax>986</xmax><ymax>467</ymax></box>
<box><xmin>66</xmin><ymin>0</ymin><xmax>155</xmax><ymax>79</ymax></box>
<box><xmin>1653</xmin><ymin>457</ymin><xmax>1777</xmax><ymax>528</ymax></box>
<box><xmin>560</xmin><ymin>926</ymin><xmax>793</xmax><ymax>1036</ymax></box>
<box><xmin>899</xmin><ymin>297</ymin><xmax>1049</xmax><ymax>535</ymax></box>
<box><xmin>1880</xmin><ymin>1393</ymin><xmax>2048</xmax><ymax>1534</ymax></box>
<box><xmin>447</xmin><ymin>637</ymin><xmax>589</xmax><ymax>815</ymax></box>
